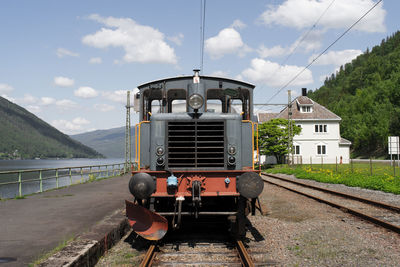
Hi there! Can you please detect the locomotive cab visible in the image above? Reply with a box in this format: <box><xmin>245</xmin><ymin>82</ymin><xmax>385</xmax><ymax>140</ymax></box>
<box><xmin>127</xmin><ymin>70</ymin><xmax>263</xmax><ymax>240</ymax></box>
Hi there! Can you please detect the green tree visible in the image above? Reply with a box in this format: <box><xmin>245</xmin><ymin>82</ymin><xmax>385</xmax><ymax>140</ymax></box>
<box><xmin>258</xmin><ymin>118</ymin><xmax>301</xmax><ymax>163</ymax></box>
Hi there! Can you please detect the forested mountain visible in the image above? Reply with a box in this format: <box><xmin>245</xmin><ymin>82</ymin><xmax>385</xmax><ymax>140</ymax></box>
<box><xmin>0</xmin><ymin>96</ymin><xmax>103</xmax><ymax>159</ymax></box>
<box><xmin>71</xmin><ymin>127</ymin><xmax>132</xmax><ymax>158</ymax></box>
<box><xmin>308</xmin><ymin>31</ymin><xmax>400</xmax><ymax>158</ymax></box>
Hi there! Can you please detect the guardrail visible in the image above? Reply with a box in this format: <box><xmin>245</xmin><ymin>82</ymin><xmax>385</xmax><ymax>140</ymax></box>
<box><xmin>0</xmin><ymin>162</ymin><xmax>134</xmax><ymax>199</ymax></box>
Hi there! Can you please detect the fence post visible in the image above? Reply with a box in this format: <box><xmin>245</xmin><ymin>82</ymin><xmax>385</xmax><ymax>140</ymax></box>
<box><xmin>56</xmin><ymin>169</ymin><xmax>59</xmax><ymax>189</ymax></box>
<box><xmin>370</xmin><ymin>158</ymin><xmax>372</xmax><ymax>175</ymax></box>
<box><xmin>394</xmin><ymin>158</ymin><xmax>396</xmax><ymax>176</ymax></box>
<box><xmin>89</xmin><ymin>166</ymin><xmax>92</xmax><ymax>181</ymax></box>
<box><xmin>18</xmin><ymin>172</ymin><xmax>22</xmax><ymax>197</ymax></box>
<box><xmin>336</xmin><ymin>156</ymin><xmax>338</xmax><ymax>173</ymax></box>
<box><xmin>310</xmin><ymin>156</ymin><xmax>312</xmax><ymax>171</ymax></box>
<box><xmin>351</xmin><ymin>158</ymin><xmax>353</xmax><ymax>173</ymax></box>
<box><xmin>69</xmin><ymin>168</ymin><xmax>72</xmax><ymax>185</ymax></box>
<box><xmin>80</xmin><ymin>167</ymin><xmax>83</xmax><ymax>182</ymax></box>
<box><xmin>39</xmin><ymin>170</ymin><xmax>43</xmax><ymax>193</ymax></box>
<box><xmin>321</xmin><ymin>156</ymin><xmax>323</xmax><ymax>168</ymax></box>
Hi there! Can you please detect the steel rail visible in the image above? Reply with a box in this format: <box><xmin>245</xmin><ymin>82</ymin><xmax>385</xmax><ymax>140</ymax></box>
<box><xmin>263</xmin><ymin>175</ymin><xmax>400</xmax><ymax>234</ymax></box>
<box><xmin>235</xmin><ymin>239</ymin><xmax>255</xmax><ymax>267</ymax></box>
<box><xmin>263</xmin><ymin>173</ymin><xmax>400</xmax><ymax>213</ymax></box>
<box><xmin>140</xmin><ymin>243</ymin><xmax>157</xmax><ymax>267</ymax></box>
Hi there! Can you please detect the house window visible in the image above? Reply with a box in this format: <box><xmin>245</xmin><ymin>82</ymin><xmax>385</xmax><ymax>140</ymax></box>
<box><xmin>293</xmin><ymin>145</ymin><xmax>300</xmax><ymax>155</ymax></box>
<box><xmin>317</xmin><ymin>145</ymin><xmax>326</xmax><ymax>155</ymax></box>
<box><xmin>301</xmin><ymin>106</ymin><xmax>311</xmax><ymax>113</ymax></box>
<box><xmin>315</xmin><ymin>124</ymin><xmax>327</xmax><ymax>133</ymax></box>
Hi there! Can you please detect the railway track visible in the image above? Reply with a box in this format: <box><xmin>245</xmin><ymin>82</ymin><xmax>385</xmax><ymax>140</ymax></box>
<box><xmin>262</xmin><ymin>173</ymin><xmax>400</xmax><ymax>234</ymax></box>
<box><xmin>140</xmin><ymin>239</ymin><xmax>256</xmax><ymax>267</ymax></box>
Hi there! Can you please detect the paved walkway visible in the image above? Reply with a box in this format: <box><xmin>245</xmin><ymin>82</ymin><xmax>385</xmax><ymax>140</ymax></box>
<box><xmin>0</xmin><ymin>174</ymin><xmax>132</xmax><ymax>266</ymax></box>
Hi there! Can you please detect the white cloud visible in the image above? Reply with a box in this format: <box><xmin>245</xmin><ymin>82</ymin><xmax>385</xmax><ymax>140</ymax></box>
<box><xmin>101</xmin><ymin>90</ymin><xmax>128</xmax><ymax>104</ymax></box>
<box><xmin>205</xmin><ymin>27</ymin><xmax>251</xmax><ymax>59</ymax></box>
<box><xmin>0</xmin><ymin>83</ymin><xmax>14</xmax><ymax>94</ymax></box>
<box><xmin>241</xmin><ymin>58</ymin><xmax>313</xmax><ymax>87</ymax></box>
<box><xmin>52</xmin><ymin>120</ymin><xmax>82</xmax><ymax>134</ymax></box>
<box><xmin>74</xmin><ymin>86</ymin><xmax>98</xmax><ymax>98</ymax></box>
<box><xmin>19</xmin><ymin>94</ymin><xmax>37</xmax><ymax>104</ymax></box>
<box><xmin>54</xmin><ymin>76</ymin><xmax>75</xmax><ymax>87</ymax></box>
<box><xmin>167</xmin><ymin>33</ymin><xmax>184</xmax><ymax>46</ymax></box>
<box><xmin>82</xmin><ymin>14</ymin><xmax>177</xmax><ymax>64</ymax></box>
<box><xmin>40</xmin><ymin>97</ymin><xmax>56</xmax><ymax>106</ymax></box>
<box><xmin>259</xmin><ymin>0</ymin><xmax>386</xmax><ymax>33</ymax></box>
<box><xmin>257</xmin><ymin>44</ymin><xmax>287</xmax><ymax>58</ymax></box>
<box><xmin>94</xmin><ymin>103</ymin><xmax>115</xmax><ymax>112</ymax></box>
<box><xmin>231</xmin><ymin>19</ymin><xmax>246</xmax><ymax>30</ymax></box>
<box><xmin>308</xmin><ymin>49</ymin><xmax>362</xmax><ymax>66</ymax></box>
<box><xmin>1</xmin><ymin>94</ymin><xmax>15</xmax><ymax>102</ymax></box>
<box><xmin>72</xmin><ymin>117</ymin><xmax>90</xmax><ymax>125</ymax></box>
<box><xmin>55</xmin><ymin>99</ymin><xmax>77</xmax><ymax>109</ymax></box>
<box><xmin>56</xmin><ymin>48</ymin><xmax>79</xmax><ymax>58</ymax></box>
<box><xmin>258</xmin><ymin>30</ymin><xmax>324</xmax><ymax>59</ymax></box>
<box><xmin>26</xmin><ymin>105</ymin><xmax>41</xmax><ymax>114</ymax></box>
<box><xmin>89</xmin><ymin>57</ymin><xmax>102</xmax><ymax>64</ymax></box>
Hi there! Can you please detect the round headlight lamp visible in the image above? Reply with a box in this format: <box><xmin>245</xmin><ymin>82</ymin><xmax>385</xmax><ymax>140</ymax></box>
<box><xmin>188</xmin><ymin>94</ymin><xmax>204</xmax><ymax>109</ymax></box>
<box><xmin>228</xmin><ymin>146</ymin><xmax>236</xmax><ymax>155</ymax></box>
<box><xmin>156</xmin><ymin>157</ymin><xmax>165</xmax><ymax>166</ymax></box>
<box><xmin>228</xmin><ymin>156</ymin><xmax>236</xmax><ymax>165</ymax></box>
<box><xmin>156</xmin><ymin>147</ymin><xmax>164</xmax><ymax>156</ymax></box>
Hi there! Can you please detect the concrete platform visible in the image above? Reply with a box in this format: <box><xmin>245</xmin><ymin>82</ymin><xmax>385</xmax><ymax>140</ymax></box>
<box><xmin>0</xmin><ymin>174</ymin><xmax>132</xmax><ymax>266</ymax></box>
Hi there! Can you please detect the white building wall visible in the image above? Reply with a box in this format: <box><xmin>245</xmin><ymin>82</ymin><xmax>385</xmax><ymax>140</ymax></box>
<box><xmin>293</xmin><ymin>120</ymin><xmax>349</xmax><ymax>164</ymax></box>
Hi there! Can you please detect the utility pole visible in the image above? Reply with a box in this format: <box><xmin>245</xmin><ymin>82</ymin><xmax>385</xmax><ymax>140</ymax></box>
<box><xmin>125</xmin><ymin>91</ymin><xmax>131</xmax><ymax>171</ymax></box>
<box><xmin>287</xmin><ymin>90</ymin><xmax>293</xmax><ymax>165</ymax></box>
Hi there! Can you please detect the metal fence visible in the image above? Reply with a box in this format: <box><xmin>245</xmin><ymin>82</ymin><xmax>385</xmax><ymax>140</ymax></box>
<box><xmin>285</xmin><ymin>156</ymin><xmax>400</xmax><ymax>177</ymax></box>
<box><xmin>0</xmin><ymin>162</ymin><xmax>132</xmax><ymax>199</ymax></box>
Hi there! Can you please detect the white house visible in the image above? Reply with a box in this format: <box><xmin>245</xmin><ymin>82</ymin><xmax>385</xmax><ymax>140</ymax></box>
<box><xmin>258</xmin><ymin>89</ymin><xmax>351</xmax><ymax>164</ymax></box>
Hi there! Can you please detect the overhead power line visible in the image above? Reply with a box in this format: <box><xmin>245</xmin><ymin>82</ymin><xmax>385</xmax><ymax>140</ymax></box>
<box><xmin>266</xmin><ymin>0</ymin><xmax>383</xmax><ymax>104</ymax></box>
<box><xmin>255</xmin><ymin>0</ymin><xmax>335</xmax><ymax>113</ymax></box>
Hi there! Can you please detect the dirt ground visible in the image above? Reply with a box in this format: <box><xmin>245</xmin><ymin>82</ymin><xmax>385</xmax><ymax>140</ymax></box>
<box><xmin>97</xmin><ymin>178</ymin><xmax>400</xmax><ymax>266</ymax></box>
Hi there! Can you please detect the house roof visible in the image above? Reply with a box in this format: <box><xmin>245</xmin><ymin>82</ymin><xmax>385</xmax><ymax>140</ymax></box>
<box><xmin>296</xmin><ymin>96</ymin><xmax>313</xmax><ymax>105</ymax></box>
<box><xmin>277</xmin><ymin>96</ymin><xmax>341</xmax><ymax>121</ymax></box>
<box><xmin>257</xmin><ymin>113</ymin><xmax>279</xmax><ymax>122</ymax></box>
<box><xmin>339</xmin><ymin>137</ymin><xmax>352</xmax><ymax>146</ymax></box>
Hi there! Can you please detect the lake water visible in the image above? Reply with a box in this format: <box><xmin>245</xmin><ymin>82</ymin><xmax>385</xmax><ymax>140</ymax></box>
<box><xmin>0</xmin><ymin>158</ymin><xmax>124</xmax><ymax>171</ymax></box>
<box><xmin>0</xmin><ymin>158</ymin><xmax>127</xmax><ymax>199</ymax></box>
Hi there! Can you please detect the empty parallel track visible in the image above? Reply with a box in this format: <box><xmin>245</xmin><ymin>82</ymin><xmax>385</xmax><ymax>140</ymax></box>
<box><xmin>263</xmin><ymin>173</ymin><xmax>400</xmax><ymax>234</ymax></box>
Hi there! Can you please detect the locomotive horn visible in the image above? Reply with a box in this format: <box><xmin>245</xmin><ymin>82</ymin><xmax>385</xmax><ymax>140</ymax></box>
<box><xmin>125</xmin><ymin>200</ymin><xmax>168</xmax><ymax>240</ymax></box>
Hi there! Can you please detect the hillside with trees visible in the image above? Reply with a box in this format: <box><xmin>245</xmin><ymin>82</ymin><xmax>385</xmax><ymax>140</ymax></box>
<box><xmin>308</xmin><ymin>31</ymin><xmax>400</xmax><ymax>158</ymax></box>
<box><xmin>0</xmin><ymin>96</ymin><xmax>103</xmax><ymax>159</ymax></box>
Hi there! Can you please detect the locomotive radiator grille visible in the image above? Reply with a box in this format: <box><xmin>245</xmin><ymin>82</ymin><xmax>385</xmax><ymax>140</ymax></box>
<box><xmin>167</xmin><ymin>121</ymin><xmax>225</xmax><ymax>168</ymax></box>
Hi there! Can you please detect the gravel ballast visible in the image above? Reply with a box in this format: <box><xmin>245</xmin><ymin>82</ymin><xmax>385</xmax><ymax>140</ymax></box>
<box><xmin>97</xmin><ymin>174</ymin><xmax>400</xmax><ymax>266</ymax></box>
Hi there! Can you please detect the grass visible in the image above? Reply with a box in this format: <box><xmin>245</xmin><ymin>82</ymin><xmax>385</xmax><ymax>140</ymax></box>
<box><xmin>266</xmin><ymin>162</ymin><xmax>400</xmax><ymax>195</ymax></box>
<box><xmin>29</xmin><ymin>235</ymin><xmax>75</xmax><ymax>267</ymax></box>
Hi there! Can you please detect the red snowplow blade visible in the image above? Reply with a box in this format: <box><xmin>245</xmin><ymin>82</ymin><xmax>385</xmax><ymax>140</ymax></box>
<box><xmin>125</xmin><ymin>200</ymin><xmax>168</xmax><ymax>240</ymax></box>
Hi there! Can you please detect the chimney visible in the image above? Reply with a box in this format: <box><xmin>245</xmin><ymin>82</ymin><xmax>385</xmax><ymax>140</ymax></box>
<box><xmin>302</xmin><ymin>88</ymin><xmax>307</xmax><ymax>96</ymax></box>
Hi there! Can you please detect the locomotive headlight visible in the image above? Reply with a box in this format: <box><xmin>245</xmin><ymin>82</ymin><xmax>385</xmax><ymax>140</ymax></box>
<box><xmin>188</xmin><ymin>94</ymin><xmax>204</xmax><ymax>109</ymax></box>
<box><xmin>228</xmin><ymin>156</ymin><xmax>236</xmax><ymax>165</ymax></box>
<box><xmin>156</xmin><ymin>146</ymin><xmax>164</xmax><ymax>156</ymax></box>
<box><xmin>228</xmin><ymin>146</ymin><xmax>236</xmax><ymax>155</ymax></box>
<box><xmin>156</xmin><ymin>157</ymin><xmax>165</xmax><ymax>166</ymax></box>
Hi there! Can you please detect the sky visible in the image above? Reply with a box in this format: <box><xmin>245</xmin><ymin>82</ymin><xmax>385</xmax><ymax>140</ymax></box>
<box><xmin>0</xmin><ymin>0</ymin><xmax>398</xmax><ymax>135</ymax></box>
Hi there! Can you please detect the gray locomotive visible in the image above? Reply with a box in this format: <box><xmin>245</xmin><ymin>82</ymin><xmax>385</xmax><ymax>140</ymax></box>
<box><xmin>126</xmin><ymin>70</ymin><xmax>263</xmax><ymax>240</ymax></box>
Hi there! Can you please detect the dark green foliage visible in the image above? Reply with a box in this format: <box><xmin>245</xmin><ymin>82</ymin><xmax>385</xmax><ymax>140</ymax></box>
<box><xmin>0</xmin><ymin>96</ymin><xmax>103</xmax><ymax>159</ymax></box>
<box><xmin>309</xmin><ymin>31</ymin><xmax>400</xmax><ymax>158</ymax></box>
<box><xmin>258</xmin><ymin>118</ymin><xmax>301</xmax><ymax>163</ymax></box>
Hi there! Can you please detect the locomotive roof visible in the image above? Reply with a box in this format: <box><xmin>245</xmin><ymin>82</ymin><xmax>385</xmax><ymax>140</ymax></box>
<box><xmin>137</xmin><ymin>75</ymin><xmax>255</xmax><ymax>90</ymax></box>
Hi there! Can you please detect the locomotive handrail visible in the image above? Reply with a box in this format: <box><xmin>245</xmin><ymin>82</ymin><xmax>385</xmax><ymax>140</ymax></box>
<box><xmin>136</xmin><ymin>121</ymin><xmax>150</xmax><ymax>170</ymax></box>
<box><xmin>242</xmin><ymin>120</ymin><xmax>259</xmax><ymax>170</ymax></box>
